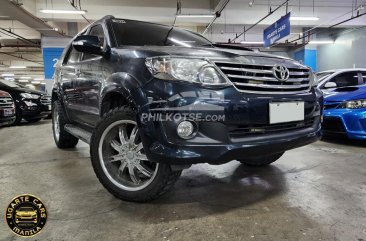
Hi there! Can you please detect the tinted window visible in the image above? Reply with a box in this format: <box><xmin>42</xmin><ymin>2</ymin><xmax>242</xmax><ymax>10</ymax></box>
<box><xmin>360</xmin><ymin>71</ymin><xmax>366</xmax><ymax>83</ymax></box>
<box><xmin>111</xmin><ymin>19</ymin><xmax>212</xmax><ymax>47</ymax></box>
<box><xmin>328</xmin><ymin>72</ymin><xmax>360</xmax><ymax>88</ymax></box>
<box><xmin>66</xmin><ymin>46</ymin><xmax>80</xmax><ymax>64</ymax></box>
<box><xmin>82</xmin><ymin>24</ymin><xmax>105</xmax><ymax>60</ymax></box>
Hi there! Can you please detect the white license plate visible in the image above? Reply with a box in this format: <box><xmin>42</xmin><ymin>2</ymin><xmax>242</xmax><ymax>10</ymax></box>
<box><xmin>48</xmin><ymin>105</ymin><xmax>51</xmax><ymax>110</ymax></box>
<box><xmin>269</xmin><ymin>102</ymin><xmax>304</xmax><ymax>124</ymax></box>
<box><xmin>3</xmin><ymin>108</ymin><xmax>14</xmax><ymax>117</ymax></box>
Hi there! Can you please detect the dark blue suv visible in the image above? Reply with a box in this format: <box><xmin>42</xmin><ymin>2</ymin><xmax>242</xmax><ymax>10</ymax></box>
<box><xmin>52</xmin><ymin>16</ymin><xmax>323</xmax><ymax>202</ymax></box>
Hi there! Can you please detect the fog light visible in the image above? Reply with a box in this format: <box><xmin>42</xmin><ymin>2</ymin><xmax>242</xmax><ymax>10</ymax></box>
<box><xmin>177</xmin><ymin>121</ymin><xmax>195</xmax><ymax>139</ymax></box>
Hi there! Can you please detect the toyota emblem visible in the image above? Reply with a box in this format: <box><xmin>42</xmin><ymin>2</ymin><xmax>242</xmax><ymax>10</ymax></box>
<box><xmin>273</xmin><ymin>65</ymin><xmax>290</xmax><ymax>82</ymax></box>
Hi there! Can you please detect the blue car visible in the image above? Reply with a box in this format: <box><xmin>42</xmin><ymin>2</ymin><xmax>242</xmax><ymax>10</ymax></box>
<box><xmin>323</xmin><ymin>85</ymin><xmax>366</xmax><ymax>140</ymax></box>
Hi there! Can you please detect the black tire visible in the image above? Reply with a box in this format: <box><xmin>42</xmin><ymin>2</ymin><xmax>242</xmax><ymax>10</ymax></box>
<box><xmin>24</xmin><ymin>118</ymin><xmax>42</xmax><ymax>123</ymax></box>
<box><xmin>90</xmin><ymin>106</ymin><xmax>182</xmax><ymax>202</ymax></box>
<box><xmin>11</xmin><ymin>108</ymin><xmax>22</xmax><ymax>126</ymax></box>
<box><xmin>238</xmin><ymin>152</ymin><xmax>284</xmax><ymax>167</ymax></box>
<box><xmin>52</xmin><ymin>100</ymin><xmax>79</xmax><ymax>148</ymax></box>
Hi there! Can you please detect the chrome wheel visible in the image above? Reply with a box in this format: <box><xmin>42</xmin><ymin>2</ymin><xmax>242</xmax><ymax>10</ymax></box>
<box><xmin>98</xmin><ymin>120</ymin><xmax>159</xmax><ymax>191</ymax></box>
<box><xmin>53</xmin><ymin>105</ymin><xmax>60</xmax><ymax>141</ymax></box>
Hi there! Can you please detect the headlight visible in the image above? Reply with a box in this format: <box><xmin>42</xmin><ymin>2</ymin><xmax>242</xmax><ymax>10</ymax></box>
<box><xmin>145</xmin><ymin>57</ymin><xmax>230</xmax><ymax>86</ymax></box>
<box><xmin>23</xmin><ymin>100</ymin><xmax>38</xmax><ymax>107</ymax></box>
<box><xmin>340</xmin><ymin>99</ymin><xmax>366</xmax><ymax>109</ymax></box>
<box><xmin>20</xmin><ymin>93</ymin><xmax>40</xmax><ymax>99</ymax></box>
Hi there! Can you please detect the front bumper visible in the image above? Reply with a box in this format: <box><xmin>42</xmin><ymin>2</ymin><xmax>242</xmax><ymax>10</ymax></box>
<box><xmin>18</xmin><ymin>99</ymin><xmax>51</xmax><ymax>119</ymax></box>
<box><xmin>136</xmin><ymin>79</ymin><xmax>322</xmax><ymax>165</ymax></box>
<box><xmin>323</xmin><ymin>108</ymin><xmax>366</xmax><ymax>140</ymax></box>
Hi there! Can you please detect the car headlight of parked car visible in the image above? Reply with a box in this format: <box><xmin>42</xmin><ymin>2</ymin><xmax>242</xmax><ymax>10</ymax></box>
<box><xmin>145</xmin><ymin>57</ymin><xmax>231</xmax><ymax>86</ymax></box>
<box><xmin>340</xmin><ymin>99</ymin><xmax>366</xmax><ymax>109</ymax></box>
<box><xmin>23</xmin><ymin>100</ymin><xmax>38</xmax><ymax>107</ymax></box>
<box><xmin>20</xmin><ymin>93</ymin><xmax>40</xmax><ymax>99</ymax></box>
<box><xmin>309</xmin><ymin>71</ymin><xmax>317</xmax><ymax>87</ymax></box>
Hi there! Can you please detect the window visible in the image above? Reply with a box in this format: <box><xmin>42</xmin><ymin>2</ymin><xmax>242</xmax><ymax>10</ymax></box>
<box><xmin>111</xmin><ymin>19</ymin><xmax>212</xmax><ymax>47</ymax></box>
<box><xmin>65</xmin><ymin>46</ymin><xmax>80</xmax><ymax>65</ymax></box>
<box><xmin>360</xmin><ymin>71</ymin><xmax>366</xmax><ymax>83</ymax></box>
<box><xmin>327</xmin><ymin>72</ymin><xmax>360</xmax><ymax>88</ymax></box>
<box><xmin>82</xmin><ymin>24</ymin><xmax>105</xmax><ymax>60</ymax></box>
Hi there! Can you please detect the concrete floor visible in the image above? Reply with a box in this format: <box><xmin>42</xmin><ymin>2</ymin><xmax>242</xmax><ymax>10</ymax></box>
<box><xmin>0</xmin><ymin>120</ymin><xmax>365</xmax><ymax>241</ymax></box>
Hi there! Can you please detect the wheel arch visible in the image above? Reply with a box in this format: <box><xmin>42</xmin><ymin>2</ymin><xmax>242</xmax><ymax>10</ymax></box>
<box><xmin>100</xmin><ymin>72</ymin><xmax>146</xmax><ymax>117</ymax></box>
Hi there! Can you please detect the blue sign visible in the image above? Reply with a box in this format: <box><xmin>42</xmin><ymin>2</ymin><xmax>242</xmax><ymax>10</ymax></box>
<box><xmin>263</xmin><ymin>12</ymin><xmax>291</xmax><ymax>48</ymax></box>
<box><xmin>42</xmin><ymin>48</ymin><xmax>64</xmax><ymax>79</ymax></box>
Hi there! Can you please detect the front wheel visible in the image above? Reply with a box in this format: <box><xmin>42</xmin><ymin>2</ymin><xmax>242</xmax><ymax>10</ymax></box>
<box><xmin>238</xmin><ymin>152</ymin><xmax>284</xmax><ymax>167</ymax></box>
<box><xmin>90</xmin><ymin>106</ymin><xmax>181</xmax><ymax>202</ymax></box>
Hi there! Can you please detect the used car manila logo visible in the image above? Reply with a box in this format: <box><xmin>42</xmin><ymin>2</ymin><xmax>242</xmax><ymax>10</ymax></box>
<box><xmin>273</xmin><ymin>65</ymin><xmax>290</xmax><ymax>82</ymax></box>
<box><xmin>5</xmin><ymin>194</ymin><xmax>47</xmax><ymax>237</ymax></box>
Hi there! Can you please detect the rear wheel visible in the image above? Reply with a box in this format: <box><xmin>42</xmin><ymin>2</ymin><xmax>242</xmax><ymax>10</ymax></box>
<box><xmin>52</xmin><ymin>100</ymin><xmax>79</xmax><ymax>148</ymax></box>
<box><xmin>90</xmin><ymin>106</ymin><xmax>181</xmax><ymax>202</ymax></box>
<box><xmin>238</xmin><ymin>152</ymin><xmax>284</xmax><ymax>167</ymax></box>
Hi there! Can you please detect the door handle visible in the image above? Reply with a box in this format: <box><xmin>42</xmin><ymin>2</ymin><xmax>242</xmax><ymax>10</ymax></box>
<box><xmin>75</xmin><ymin>68</ymin><xmax>81</xmax><ymax>77</ymax></box>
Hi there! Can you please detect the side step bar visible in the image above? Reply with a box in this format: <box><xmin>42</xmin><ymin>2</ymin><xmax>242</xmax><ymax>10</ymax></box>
<box><xmin>64</xmin><ymin>124</ymin><xmax>92</xmax><ymax>144</ymax></box>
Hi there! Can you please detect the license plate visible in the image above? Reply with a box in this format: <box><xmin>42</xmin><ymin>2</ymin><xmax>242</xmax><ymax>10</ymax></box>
<box><xmin>3</xmin><ymin>108</ymin><xmax>14</xmax><ymax>117</ymax></box>
<box><xmin>269</xmin><ymin>102</ymin><xmax>304</xmax><ymax>124</ymax></box>
<box><xmin>48</xmin><ymin>105</ymin><xmax>51</xmax><ymax>111</ymax></box>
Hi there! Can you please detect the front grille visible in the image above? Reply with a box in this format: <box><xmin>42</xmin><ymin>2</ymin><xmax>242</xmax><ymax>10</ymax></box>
<box><xmin>41</xmin><ymin>95</ymin><xmax>51</xmax><ymax>105</ymax></box>
<box><xmin>215</xmin><ymin>62</ymin><xmax>311</xmax><ymax>94</ymax></box>
<box><xmin>0</xmin><ymin>97</ymin><xmax>14</xmax><ymax>108</ymax></box>
<box><xmin>228</xmin><ymin>118</ymin><xmax>315</xmax><ymax>138</ymax></box>
<box><xmin>322</xmin><ymin>117</ymin><xmax>345</xmax><ymax>133</ymax></box>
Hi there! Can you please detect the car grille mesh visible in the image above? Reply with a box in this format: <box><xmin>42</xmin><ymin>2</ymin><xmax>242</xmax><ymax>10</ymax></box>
<box><xmin>214</xmin><ymin>62</ymin><xmax>311</xmax><ymax>94</ymax></box>
<box><xmin>41</xmin><ymin>96</ymin><xmax>51</xmax><ymax>105</ymax></box>
<box><xmin>0</xmin><ymin>97</ymin><xmax>14</xmax><ymax>108</ymax></box>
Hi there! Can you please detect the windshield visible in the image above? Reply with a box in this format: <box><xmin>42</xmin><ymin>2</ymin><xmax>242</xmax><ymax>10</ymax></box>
<box><xmin>0</xmin><ymin>79</ymin><xmax>21</xmax><ymax>88</ymax></box>
<box><xmin>316</xmin><ymin>72</ymin><xmax>334</xmax><ymax>83</ymax></box>
<box><xmin>110</xmin><ymin>19</ymin><xmax>213</xmax><ymax>47</ymax></box>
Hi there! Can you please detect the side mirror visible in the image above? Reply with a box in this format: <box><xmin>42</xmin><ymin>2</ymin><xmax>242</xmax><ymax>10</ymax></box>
<box><xmin>72</xmin><ymin>35</ymin><xmax>103</xmax><ymax>55</ymax></box>
<box><xmin>324</xmin><ymin>82</ymin><xmax>337</xmax><ymax>89</ymax></box>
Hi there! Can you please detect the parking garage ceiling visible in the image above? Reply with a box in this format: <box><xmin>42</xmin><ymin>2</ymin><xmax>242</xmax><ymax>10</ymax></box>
<box><xmin>0</xmin><ymin>0</ymin><xmax>365</xmax><ymax>85</ymax></box>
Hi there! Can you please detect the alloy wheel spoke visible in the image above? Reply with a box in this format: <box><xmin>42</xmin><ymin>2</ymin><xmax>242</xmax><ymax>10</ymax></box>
<box><xmin>135</xmin><ymin>163</ymin><xmax>153</xmax><ymax>178</ymax></box>
<box><xmin>133</xmin><ymin>143</ymin><xmax>143</xmax><ymax>152</ymax></box>
<box><xmin>118</xmin><ymin>161</ymin><xmax>128</xmax><ymax>175</ymax></box>
<box><xmin>136</xmin><ymin>153</ymin><xmax>148</xmax><ymax>161</ymax></box>
<box><xmin>129</xmin><ymin>126</ymin><xmax>138</xmax><ymax>147</ymax></box>
<box><xmin>109</xmin><ymin>154</ymin><xmax>124</xmax><ymax>163</ymax></box>
<box><xmin>110</xmin><ymin>139</ymin><xmax>122</xmax><ymax>152</ymax></box>
<box><xmin>118</xmin><ymin>126</ymin><xmax>128</xmax><ymax>145</ymax></box>
<box><xmin>128</xmin><ymin>165</ymin><xmax>139</xmax><ymax>184</ymax></box>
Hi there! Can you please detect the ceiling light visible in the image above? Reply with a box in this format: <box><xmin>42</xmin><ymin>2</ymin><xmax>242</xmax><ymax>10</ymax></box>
<box><xmin>40</xmin><ymin>9</ymin><xmax>87</xmax><ymax>14</ymax></box>
<box><xmin>20</xmin><ymin>76</ymin><xmax>32</xmax><ymax>79</ymax></box>
<box><xmin>18</xmin><ymin>79</ymin><xmax>29</xmax><ymax>83</ymax></box>
<box><xmin>40</xmin><ymin>82</ymin><xmax>46</xmax><ymax>85</ymax></box>
<box><xmin>176</xmin><ymin>14</ymin><xmax>215</xmax><ymax>18</ymax></box>
<box><xmin>9</xmin><ymin>65</ymin><xmax>27</xmax><ymax>69</ymax></box>
<box><xmin>31</xmin><ymin>81</ymin><xmax>41</xmax><ymax>84</ymax></box>
<box><xmin>291</xmin><ymin>16</ymin><xmax>320</xmax><ymax>21</ymax></box>
<box><xmin>240</xmin><ymin>41</ymin><xmax>264</xmax><ymax>44</ymax></box>
<box><xmin>1</xmin><ymin>73</ymin><xmax>14</xmax><ymax>77</ymax></box>
<box><xmin>4</xmin><ymin>77</ymin><xmax>14</xmax><ymax>81</ymax></box>
<box><xmin>33</xmin><ymin>77</ymin><xmax>44</xmax><ymax>81</ymax></box>
<box><xmin>308</xmin><ymin>40</ymin><xmax>334</xmax><ymax>44</ymax></box>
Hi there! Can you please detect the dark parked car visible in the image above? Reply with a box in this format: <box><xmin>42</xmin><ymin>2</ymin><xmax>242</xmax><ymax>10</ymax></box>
<box><xmin>0</xmin><ymin>90</ymin><xmax>16</xmax><ymax>127</ymax></box>
<box><xmin>0</xmin><ymin>80</ymin><xmax>51</xmax><ymax>125</ymax></box>
<box><xmin>52</xmin><ymin>16</ymin><xmax>323</xmax><ymax>202</ymax></box>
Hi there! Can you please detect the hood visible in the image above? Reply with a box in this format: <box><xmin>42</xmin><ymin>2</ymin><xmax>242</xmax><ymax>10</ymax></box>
<box><xmin>13</xmin><ymin>86</ymin><xmax>45</xmax><ymax>96</ymax></box>
<box><xmin>114</xmin><ymin>45</ymin><xmax>307</xmax><ymax>69</ymax></box>
<box><xmin>324</xmin><ymin>86</ymin><xmax>366</xmax><ymax>102</ymax></box>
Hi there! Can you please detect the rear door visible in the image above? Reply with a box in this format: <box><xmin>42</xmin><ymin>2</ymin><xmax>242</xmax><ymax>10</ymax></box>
<box><xmin>59</xmin><ymin>44</ymin><xmax>82</xmax><ymax>121</ymax></box>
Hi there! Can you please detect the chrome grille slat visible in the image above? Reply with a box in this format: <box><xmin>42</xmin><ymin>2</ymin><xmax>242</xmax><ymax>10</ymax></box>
<box><xmin>215</xmin><ymin>61</ymin><xmax>311</xmax><ymax>94</ymax></box>
<box><xmin>233</xmin><ymin>82</ymin><xmax>309</xmax><ymax>89</ymax></box>
<box><xmin>228</xmin><ymin>74</ymin><xmax>308</xmax><ymax>83</ymax></box>
<box><xmin>0</xmin><ymin>97</ymin><xmax>14</xmax><ymax>108</ymax></box>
